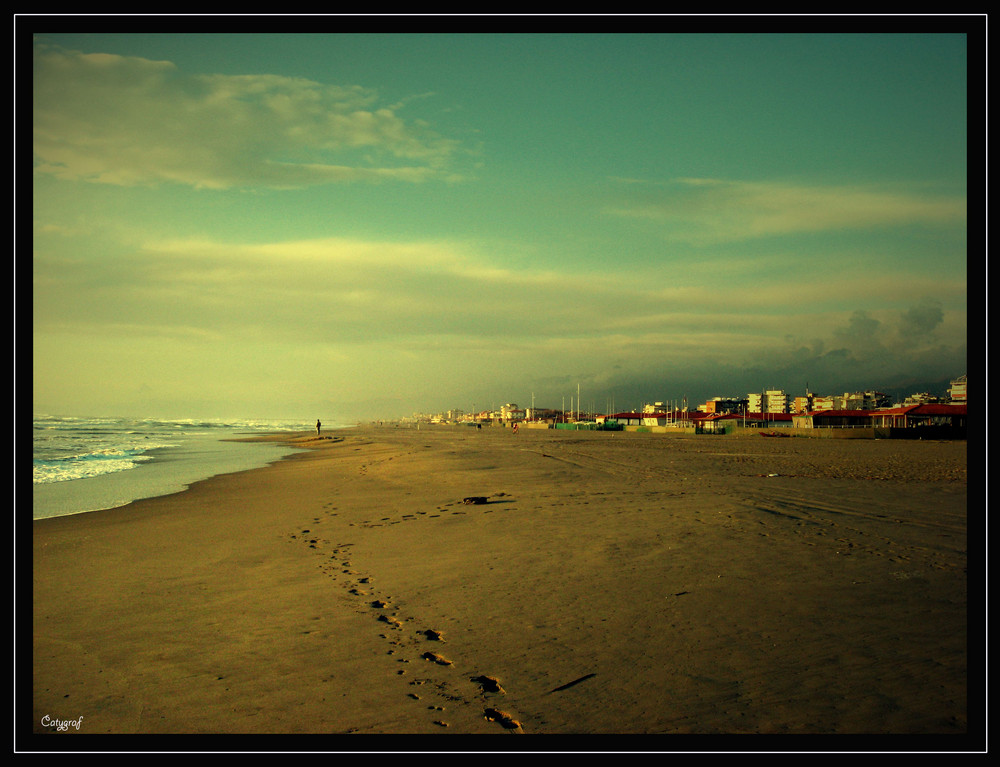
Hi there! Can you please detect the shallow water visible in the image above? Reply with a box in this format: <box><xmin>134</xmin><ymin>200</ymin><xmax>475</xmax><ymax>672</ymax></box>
<box><xmin>31</xmin><ymin>416</ymin><xmax>322</xmax><ymax>519</ymax></box>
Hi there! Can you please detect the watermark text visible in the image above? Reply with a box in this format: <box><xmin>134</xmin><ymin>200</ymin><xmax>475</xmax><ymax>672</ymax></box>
<box><xmin>39</xmin><ymin>714</ymin><xmax>83</xmax><ymax>732</ymax></box>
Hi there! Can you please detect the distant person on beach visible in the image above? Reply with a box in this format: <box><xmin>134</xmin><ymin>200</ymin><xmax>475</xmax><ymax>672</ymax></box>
<box><xmin>316</xmin><ymin>419</ymin><xmax>321</xmax><ymax>436</ymax></box>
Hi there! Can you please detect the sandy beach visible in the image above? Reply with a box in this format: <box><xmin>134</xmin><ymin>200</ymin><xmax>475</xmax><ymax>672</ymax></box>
<box><xmin>30</xmin><ymin>425</ymin><xmax>974</xmax><ymax>747</ymax></box>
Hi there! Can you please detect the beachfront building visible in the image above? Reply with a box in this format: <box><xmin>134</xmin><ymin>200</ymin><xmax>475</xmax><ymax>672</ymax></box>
<box><xmin>843</xmin><ymin>391</ymin><xmax>892</xmax><ymax>410</ymax></box>
<box><xmin>871</xmin><ymin>403</ymin><xmax>967</xmax><ymax>430</ymax></box>
<box><xmin>949</xmin><ymin>375</ymin><xmax>967</xmax><ymax>404</ymax></box>
<box><xmin>792</xmin><ymin>404</ymin><xmax>966</xmax><ymax>437</ymax></box>
<box><xmin>792</xmin><ymin>394</ymin><xmax>813</xmax><ymax>413</ymax></box>
<box><xmin>526</xmin><ymin>407</ymin><xmax>563</xmax><ymax>423</ymax></box>
<box><xmin>902</xmin><ymin>392</ymin><xmax>945</xmax><ymax>406</ymax></box>
<box><xmin>500</xmin><ymin>403</ymin><xmax>526</xmax><ymax>422</ymax></box>
<box><xmin>605</xmin><ymin>412</ymin><xmax>649</xmax><ymax>427</ymax></box>
<box><xmin>698</xmin><ymin>397</ymin><xmax>747</xmax><ymax>414</ymax></box>
<box><xmin>695</xmin><ymin>412</ymin><xmax>742</xmax><ymax>433</ymax></box>
<box><xmin>805</xmin><ymin>391</ymin><xmax>891</xmax><ymax>411</ymax></box>
<box><xmin>748</xmin><ymin>390</ymin><xmax>788</xmax><ymax>414</ymax></box>
<box><xmin>792</xmin><ymin>410</ymin><xmax>873</xmax><ymax>429</ymax></box>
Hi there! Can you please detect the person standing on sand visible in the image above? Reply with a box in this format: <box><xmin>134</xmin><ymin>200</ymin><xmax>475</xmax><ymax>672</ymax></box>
<box><xmin>316</xmin><ymin>419</ymin><xmax>321</xmax><ymax>436</ymax></box>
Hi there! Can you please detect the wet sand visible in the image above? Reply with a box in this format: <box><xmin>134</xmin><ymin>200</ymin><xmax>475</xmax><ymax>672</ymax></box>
<box><xmin>30</xmin><ymin>425</ymin><xmax>975</xmax><ymax>747</ymax></box>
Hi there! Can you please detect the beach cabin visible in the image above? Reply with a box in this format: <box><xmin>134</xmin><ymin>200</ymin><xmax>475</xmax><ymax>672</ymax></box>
<box><xmin>795</xmin><ymin>410</ymin><xmax>875</xmax><ymax>429</ymax></box>
<box><xmin>695</xmin><ymin>413</ymin><xmax>739</xmax><ymax>434</ymax></box>
<box><xmin>642</xmin><ymin>412</ymin><xmax>669</xmax><ymax>427</ymax></box>
<box><xmin>608</xmin><ymin>412</ymin><xmax>650</xmax><ymax>427</ymax></box>
<box><xmin>871</xmin><ymin>403</ymin><xmax>966</xmax><ymax>437</ymax></box>
<box><xmin>740</xmin><ymin>412</ymin><xmax>793</xmax><ymax>429</ymax></box>
<box><xmin>792</xmin><ymin>404</ymin><xmax>967</xmax><ymax>438</ymax></box>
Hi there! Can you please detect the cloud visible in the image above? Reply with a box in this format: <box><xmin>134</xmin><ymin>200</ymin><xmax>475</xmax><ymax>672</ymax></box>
<box><xmin>35</xmin><ymin>232</ymin><xmax>966</xmax><ymax>362</ymax></box>
<box><xmin>32</xmin><ymin>43</ymin><xmax>460</xmax><ymax>190</ymax></box>
<box><xmin>606</xmin><ymin>177</ymin><xmax>967</xmax><ymax>244</ymax></box>
<box><xmin>33</xmin><ymin>224</ymin><xmax>967</xmax><ymax>418</ymax></box>
<box><xmin>729</xmin><ymin>301</ymin><xmax>965</xmax><ymax>397</ymax></box>
<box><xmin>898</xmin><ymin>297</ymin><xmax>945</xmax><ymax>337</ymax></box>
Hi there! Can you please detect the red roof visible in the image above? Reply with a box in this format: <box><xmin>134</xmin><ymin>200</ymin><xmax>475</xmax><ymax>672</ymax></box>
<box><xmin>905</xmin><ymin>403</ymin><xmax>966</xmax><ymax>416</ymax></box>
<box><xmin>607</xmin><ymin>412</ymin><xmax>713</xmax><ymax>422</ymax></box>
<box><xmin>698</xmin><ymin>412</ymin><xmax>794</xmax><ymax>420</ymax></box>
<box><xmin>805</xmin><ymin>404</ymin><xmax>966</xmax><ymax>417</ymax></box>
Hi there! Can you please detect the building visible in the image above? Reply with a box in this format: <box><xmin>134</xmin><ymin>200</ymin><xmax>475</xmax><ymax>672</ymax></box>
<box><xmin>871</xmin><ymin>403</ymin><xmax>967</xmax><ymax>430</ymax></box>
<box><xmin>792</xmin><ymin>404</ymin><xmax>966</xmax><ymax>436</ymax></box>
<box><xmin>695</xmin><ymin>412</ymin><xmax>742</xmax><ymax>434</ymax></box>
<box><xmin>802</xmin><ymin>391</ymin><xmax>891</xmax><ymax>410</ymax></box>
<box><xmin>748</xmin><ymin>390</ymin><xmax>788</xmax><ymax>414</ymax></box>
<box><xmin>792</xmin><ymin>410</ymin><xmax>874</xmax><ymax>429</ymax></box>
<box><xmin>603</xmin><ymin>412</ymin><xmax>648</xmax><ymax>427</ymax></box>
<box><xmin>499</xmin><ymin>403</ymin><xmax>525</xmax><ymax>422</ymax></box>
<box><xmin>699</xmin><ymin>397</ymin><xmax>747</xmax><ymax>414</ymax></box>
<box><xmin>838</xmin><ymin>391</ymin><xmax>891</xmax><ymax>410</ymax></box>
<box><xmin>810</xmin><ymin>395</ymin><xmax>836</xmax><ymax>411</ymax></box>
<box><xmin>903</xmin><ymin>392</ymin><xmax>944</xmax><ymax>406</ymax></box>
<box><xmin>950</xmin><ymin>375</ymin><xmax>967</xmax><ymax>404</ymax></box>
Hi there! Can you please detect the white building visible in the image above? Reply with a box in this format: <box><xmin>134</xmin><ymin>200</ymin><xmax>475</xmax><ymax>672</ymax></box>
<box><xmin>949</xmin><ymin>375</ymin><xmax>967</xmax><ymax>403</ymax></box>
<box><xmin>500</xmin><ymin>403</ymin><xmax>525</xmax><ymax>422</ymax></box>
<box><xmin>748</xmin><ymin>390</ymin><xmax>788</xmax><ymax>414</ymax></box>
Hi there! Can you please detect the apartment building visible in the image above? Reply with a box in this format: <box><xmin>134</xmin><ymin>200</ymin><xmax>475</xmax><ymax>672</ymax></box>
<box><xmin>949</xmin><ymin>375</ymin><xmax>967</xmax><ymax>404</ymax></box>
<box><xmin>747</xmin><ymin>390</ymin><xmax>788</xmax><ymax>414</ymax></box>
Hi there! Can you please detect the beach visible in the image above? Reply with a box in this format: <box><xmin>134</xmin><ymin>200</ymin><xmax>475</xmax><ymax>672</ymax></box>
<box><xmin>30</xmin><ymin>425</ymin><xmax>972</xmax><ymax>744</ymax></box>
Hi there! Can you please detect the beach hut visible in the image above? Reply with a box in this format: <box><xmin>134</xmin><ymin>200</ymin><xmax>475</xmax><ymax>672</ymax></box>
<box><xmin>609</xmin><ymin>412</ymin><xmax>648</xmax><ymax>427</ymax></box>
<box><xmin>695</xmin><ymin>413</ymin><xmax>738</xmax><ymax>434</ymax></box>
<box><xmin>803</xmin><ymin>410</ymin><xmax>876</xmax><ymax>429</ymax></box>
<box><xmin>871</xmin><ymin>403</ymin><xmax>966</xmax><ymax>434</ymax></box>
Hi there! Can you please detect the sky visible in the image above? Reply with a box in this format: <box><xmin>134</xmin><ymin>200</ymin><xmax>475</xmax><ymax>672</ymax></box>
<box><xmin>29</xmin><ymin>23</ymin><xmax>972</xmax><ymax>423</ymax></box>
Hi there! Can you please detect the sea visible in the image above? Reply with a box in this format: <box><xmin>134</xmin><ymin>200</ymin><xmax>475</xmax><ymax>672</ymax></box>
<box><xmin>31</xmin><ymin>415</ymin><xmax>336</xmax><ymax>520</ymax></box>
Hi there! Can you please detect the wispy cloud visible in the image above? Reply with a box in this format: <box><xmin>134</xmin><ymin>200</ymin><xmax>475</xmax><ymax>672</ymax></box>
<box><xmin>607</xmin><ymin>177</ymin><xmax>967</xmax><ymax>244</ymax></box>
<box><xmin>32</xmin><ymin>43</ymin><xmax>461</xmax><ymax>189</ymax></box>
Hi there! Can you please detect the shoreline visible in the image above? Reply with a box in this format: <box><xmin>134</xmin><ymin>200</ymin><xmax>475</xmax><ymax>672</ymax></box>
<box><xmin>31</xmin><ymin>429</ymin><xmax>317</xmax><ymax>521</ymax></box>
<box><xmin>30</xmin><ymin>426</ymin><xmax>973</xmax><ymax>744</ymax></box>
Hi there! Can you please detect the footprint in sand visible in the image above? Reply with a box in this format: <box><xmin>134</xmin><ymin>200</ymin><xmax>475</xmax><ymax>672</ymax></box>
<box><xmin>422</xmin><ymin>651</ymin><xmax>453</xmax><ymax>666</ymax></box>
<box><xmin>483</xmin><ymin>707</ymin><xmax>522</xmax><ymax>731</ymax></box>
<box><xmin>420</xmin><ymin>629</ymin><xmax>444</xmax><ymax>641</ymax></box>
<box><xmin>471</xmin><ymin>675</ymin><xmax>505</xmax><ymax>694</ymax></box>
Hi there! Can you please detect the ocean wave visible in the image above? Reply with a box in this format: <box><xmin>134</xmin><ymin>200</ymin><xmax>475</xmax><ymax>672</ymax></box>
<box><xmin>31</xmin><ymin>415</ymin><xmax>341</xmax><ymax>486</ymax></box>
<box><xmin>32</xmin><ymin>444</ymin><xmax>176</xmax><ymax>485</ymax></box>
